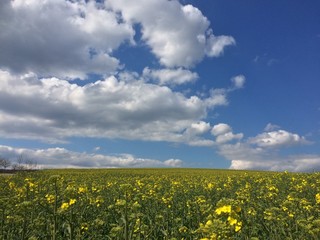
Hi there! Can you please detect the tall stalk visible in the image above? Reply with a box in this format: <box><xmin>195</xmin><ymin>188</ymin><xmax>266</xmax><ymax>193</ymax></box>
<box><xmin>52</xmin><ymin>178</ymin><xmax>58</xmax><ymax>240</ymax></box>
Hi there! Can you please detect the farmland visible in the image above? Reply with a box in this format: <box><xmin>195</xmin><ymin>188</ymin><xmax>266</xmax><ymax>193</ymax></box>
<box><xmin>1</xmin><ymin>169</ymin><xmax>320</xmax><ymax>239</ymax></box>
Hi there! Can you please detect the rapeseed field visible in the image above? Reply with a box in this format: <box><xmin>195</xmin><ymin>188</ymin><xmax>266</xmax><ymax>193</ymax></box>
<box><xmin>1</xmin><ymin>169</ymin><xmax>320</xmax><ymax>239</ymax></box>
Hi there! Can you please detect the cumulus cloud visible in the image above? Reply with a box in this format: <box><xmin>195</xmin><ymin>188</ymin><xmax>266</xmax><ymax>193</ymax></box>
<box><xmin>0</xmin><ymin>0</ymin><xmax>135</xmax><ymax>79</ymax></box>
<box><xmin>231</xmin><ymin>75</ymin><xmax>246</xmax><ymax>89</ymax></box>
<box><xmin>230</xmin><ymin>156</ymin><xmax>320</xmax><ymax>172</ymax></box>
<box><xmin>211</xmin><ymin>123</ymin><xmax>232</xmax><ymax>136</ymax></box>
<box><xmin>163</xmin><ymin>159</ymin><xmax>184</xmax><ymax>167</ymax></box>
<box><xmin>0</xmin><ymin>145</ymin><xmax>183</xmax><ymax>168</ymax></box>
<box><xmin>249</xmin><ymin>130</ymin><xmax>308</xmax><ymax>148</ymax></box>
<box><xmin>183</xmin><ymin>121</ymin><xmax>215</xmax><ymax>146</ymax></box>
<box><xmin>212</xmin><ymin>123</ymin><xmax>314</xmax><ymax>172</ymax></box>
<box><xmin>188</xmin><ymin>121</ymin><xmax>211</xmax><ymax>135</ymax></box>
<box><xmin>205</xmin><ymin>34</ymin><xmax>236</xmax><ymax>57</ymax></box>
<box><xmin>0</xmin><ymin>0</ymin><xmax>235</xmax><ymax>78</ymax></box>
<box><xmin>0</xmin><ymin>0</ymin><xmax>244</xmax><ymax>167</ymax></box>
<box><xmin>107</xmin><ymin>0</ymin><xmax>235</xmax><ymax>68</ymax></box>
<box><xmin>0</xmin><ymin>70</ymin><xmax>240</xmax><ymax>145</ymax></box>
<box><xmin>215</xmin><ymin>132</ymin><xmax>244</xmax><ymax>144</ymax></box>
<box><xmin>142</xmin><ymin>67</ymin><xmax>198</xmax><ymax>86</ymax></box>
<box><xmin>211</xmin><ymin>123</ymin><xmax>243</xmax><ymax>144</ymax></box>
<box><xmin>204</xmin><ymin>89</ymin><xmax>229</xmax><ymax>109</ymax></box>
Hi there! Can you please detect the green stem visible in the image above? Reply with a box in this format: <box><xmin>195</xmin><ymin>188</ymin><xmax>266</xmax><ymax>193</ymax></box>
<box><xmin>53</xmin><ymin>179</ymin><xmax>58</xmax><ymax>240</ymax></box>
<box><xmin>125</xmin><ymin>194</ymin><xmax>128</xmax><ymax>240</ymax></box>
<box><xmin>1</xmin><ymin>209</ymin><xmax>4</xmax><ymax>239</ymax></box>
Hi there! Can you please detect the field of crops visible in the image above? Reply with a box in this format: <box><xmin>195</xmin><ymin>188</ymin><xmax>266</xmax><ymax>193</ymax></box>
<box><xmin>1</xmin><ymin>169</ymin><xmax>320</xmax><ymax>239</ymax></box>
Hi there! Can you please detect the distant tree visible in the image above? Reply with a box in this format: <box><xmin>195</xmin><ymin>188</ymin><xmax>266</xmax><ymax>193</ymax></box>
<box><xmin>12</xmin><ymin>154</ymin><xmax>38</xmax><ymax>171</ymax></box>
<box><xmin>0</xmin><ymin>156</ymin><xmax>11</xmax><ymax>169</ymax></box>
<box><xmin>25</xmin><ymin>158</ymin><xmax>38</xmax><ymax>170</ymax></box>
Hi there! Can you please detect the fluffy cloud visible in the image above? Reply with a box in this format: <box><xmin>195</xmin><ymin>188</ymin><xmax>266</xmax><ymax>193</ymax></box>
<box><xmin>0</xmin><ymin>70</ymin><xmax>238</xmax><ymax>145</ymax></box>
<box><xmin>249</xmin><ymin>130</ymin><xmax>308</xmax><ymax>148</ymax></box>
<box><xmin>215</xmin><ymin>132</ymin><xmax>244</xmax><ymax>144</ymax></box>
<box><xmin>230</xmin><ymin>156</ymin><xmax>320</xmax><ymax>172</ymax></box>
<box><xmin>107</xmin><ymin>0</ymin><xmax>235</xmax><ymax>68</ymax></box>
<box><xmin>0</xmin><ymin>0</ymin><xmax>244</xmax><ymax>168</ymax></box>
<box><xmin>204</xmin><ymin>89</ymin><xmax>229</xmax><ymax>109</ymax></box>
<box><xmin>212</xmin><ymin>123</ymin><xmax>314</xmax><ymax>172</ymax></box>
<box><xmin>211</xmin><ymin>123</ymin><xmax>243</xmax><ymax>144</ymax></box>
<box><xmin>231</xmin><ymin>75</ymin><xmax>246</xmax><ymax>89</ymax></box>
<box><xmin>0</xmin><ymin>0</ymin><xmax>235</xmax><ymax>79</ymax></box>
<box><xmin>205</xmin><ymin>33</ymin><xmax>236</xmax><ymax>57</ymax></box>
<box><xmin>0</xmin><ymin>145</ymin><xmax>183</xmax><ymax>168</ymax></box>
<box><xmin>183</xmin><ymin>121</ymin><xmax>214</xmax><ymax>146</ymax></box>
<box><xmin>211</xmin><ymin>123</ymin><xmax>232</xmax><ymax>136</ymax></box>
<box><xmin>189</xmin><ymin>121</ymin><xmax>211</xmax><ymax>135</ymax></box>
<box><xmin>142</xmin><ymin>67</ymin><xmax>198</xmax><ymax>86</ymax></box>
<box><xmin>0</xmin><ymin>0</ymin><xmax>134</xmax><ymax>79</ymax></box>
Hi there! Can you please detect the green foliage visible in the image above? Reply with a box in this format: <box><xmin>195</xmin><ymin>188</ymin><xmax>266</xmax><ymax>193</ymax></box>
<box><xmin>0</xmin><ymin>169</ymin><xmax>320</xmax><ymax>239</ymax></box>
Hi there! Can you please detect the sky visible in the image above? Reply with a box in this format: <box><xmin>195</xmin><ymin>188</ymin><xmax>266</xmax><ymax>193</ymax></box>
<box><xmin>0</xmin><ymin>0</ymin><xmax>320</xmax><ymax>171</ymax></box>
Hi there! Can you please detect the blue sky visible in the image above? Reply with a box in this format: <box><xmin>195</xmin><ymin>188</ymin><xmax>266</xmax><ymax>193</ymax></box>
<box><xmin>0</xmin><ymin>0</ymin><xmax>319</xmax><ymax>171</ymax></box>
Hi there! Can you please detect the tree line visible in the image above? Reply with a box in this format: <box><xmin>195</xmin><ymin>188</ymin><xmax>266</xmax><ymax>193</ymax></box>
<box><xmin>0</xmin><ymin>155</ymin><xmax>38</xmax><ymax>171</ymax></box>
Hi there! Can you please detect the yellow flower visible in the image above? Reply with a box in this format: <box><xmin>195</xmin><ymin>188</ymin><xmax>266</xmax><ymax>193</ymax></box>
<box><xmin>81</xmin><ymin>223</ymin><xmax>89</xmax><ymax>231</ymax></box>
<box><xmin>228</xmin><ymin>216</ymin><xmax>237</xmax><ymax>226</ymax></box>
<box><xmin>69</xmin><ymin>199</ymin><xmax>76</xmax><ymax>206</ymax></box>
<box><xmin>115</xmin><ymin>199</ymin><xmax>126</xmax><ymax>206</ymax></box>
<box><xmin>287</xmin><ymin>194</ymin><xmax>294</xmax><ymax>201</ymax></box>
<box><xmin>178</xmin><ymin>226</ymin><xmax>188</xmax><ymax>233</ymax></box>
<box><xmin>78</xmin><ymin>187</ymin><xmax>86</xmax><ymax>194</ymax></box>
<box><xmin>207</xmin><ymin>183</ymin><xmax>214</xmax><ymax>190</ymax></box>
<box><xmin>95</xmin><ymin>196</ymin><xmax>104</xmax><ymax>207</ymax></box>
<box><xmin>215</xmin><ymin>205</ymin><xmax>231</xmax><ymax>215</ymax></box>
<box><xmin>45</xmin><ymin>194</ymin><xmax>55</xmax><ymax>204</ymax></box>
<box><xmin>60</xmin><ymin>202</ymin><xmax>69</xmax><ymax>210</ymax></box>
<box><xmin>235</xmin><ymin>222</ymin><xmax>242</xmax><ymax>232</ymax></box>
<box><xmin>205</xmin><ymin>220</ymin><xmax>213</xmax><ymax>227</ymax></box>
<box><xmin>315</xmin><ymin>193</ymin><xmax>320</xmax><ymax>204</ymax></box>
<box><xmin>9</xmin><ymin>182</ymin><xmax>15</xmax><ymax>189</ymax></box>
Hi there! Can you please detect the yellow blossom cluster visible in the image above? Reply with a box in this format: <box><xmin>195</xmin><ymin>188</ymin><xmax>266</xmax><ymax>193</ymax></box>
<box><xmin>1</xmin><ymin>169</ymin><xmax>320</xmax><ymax>239</ymax></box>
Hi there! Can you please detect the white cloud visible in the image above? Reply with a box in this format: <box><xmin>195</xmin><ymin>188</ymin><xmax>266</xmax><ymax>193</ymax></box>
<box><xmin>205</xmin><ymin>34</ymin><xmax>236</xmax><ymax>57</ymax></box>
<box><xmin>189</xmin><ymin>121</ymin><xmax>211</xmax><ymax>135</ymax></box>
<box><xmin>249</xmin><ymin>130</ymin><xmax>308</xmax><ymax>148</ymax></box>
<box><xmin>202</xmin><ymin>74</ymin><xmax>246</xmax><ymax>109</ymax></box>
<box><xmin>182</xmin><ymin>121</ymin><xmax>215</xmax><ymax>146</ymax></box>
<box><xmin>230</xmin><ymin>156</ymin><xmax>320</xmax><ymax>172</ymax></box>
<box><xmin>204</xmin><ymin>89</ymin><xmax>229</xmax><ymax>109</ymax></box>
<box><xmin>212</xmin><ymin>124</ymin><xmax>314</xmax><ymax>172</ymax></box>
<box><xmin>215</xmin><ymin>132</ymin><xmax>244</xmax><ymax>144</ymax></box>
<box><xmin>264</xmin><ymin>123</ymin><xmax>281</xmax><ymax>131</ymax></box>
<box><xmin>231</xmin><ymin>75</ymin><xmax>246</xmax><ymax>89</ymax></box>
<box><xmin>142</xmin><ymin>67</ymin><xmax>198</xmax><ymax>86</ymax></box>
<box><xmin>211</xmin><ymin>123</ymin><xmax>243</xmax><ymax>144</ymax></box>
<box><xmin>163</xmin><ymin>159</ymin><xmax>183</xmax><ymax>167</ymax></box>
<box><xmin>211</xmin><ymin>123</ymin><xmax>232</xmax><ymax>136</ymax></box>
<box><xmin>0</xmin><ymin>0</ymin><xmax>242</xmax><ymax>152</ymax></box>
<box><xmin>218</xmin><ymin>142</ymin><xmax>266</xmax><ymax>162</ymax></box>
<box><xmin>107</xmin><ymin>0</ymin><xmax>235</xmax><ymax>68</ymax></box>
<box><xmin>0</xmin><ymin>0</ymin><xmax>134</xmax><ymax>79</ymax></box>
<box><xmin>230</xmin><ymin>160</ymin><xmax>272</xmax><ymax>171</ymax></box>
<box><xmin>0</xmin><ymin>0</ymin><xmax>235</xmax><ymax>77</ymax></box>
<box><xmin>0</xmin><ymin>145</ymin><xmax>183</xmax><ymax>168</ymax></box>
<box><xmin>0</xmin><ymin>70</ymin><xmax>239</xmax><ymax>145</ymax></box>
<box><xmin>94</xmin><ymin>146</ymin><xmax>101</xmax><ymax>152</ymax></box>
